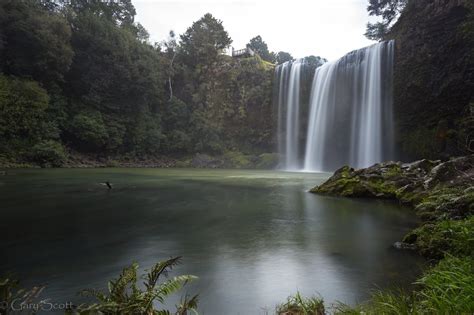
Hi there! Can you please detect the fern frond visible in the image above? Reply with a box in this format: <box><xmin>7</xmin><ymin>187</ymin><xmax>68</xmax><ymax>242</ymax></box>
<box><xmin>79</xmin><ymin>289</ymin><xmax>108</xmax><ymax>302</ymax></box>
<box><xmin>177</xmin><ymin>294</ymin><xmax>199</xmax><ymax>315</ymax></box>
<box><xmin>109</xmin><ymin>262</ymin><xmax>139</xmax><ymax>302</ymax></box>
<box><xmin>144</xmin><ymin>256</ymin><xmax>182</xmax><ymax>292</ymax></box>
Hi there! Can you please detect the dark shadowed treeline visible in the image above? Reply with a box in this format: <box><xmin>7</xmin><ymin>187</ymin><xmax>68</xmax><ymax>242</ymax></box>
<box><xmin>0</xmin><ymin>0</ymin><xmax>301</xmax><ymax>167</ymax></box>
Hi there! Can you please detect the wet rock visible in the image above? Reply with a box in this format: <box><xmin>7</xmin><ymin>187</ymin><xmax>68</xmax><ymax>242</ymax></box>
<box><xmin>393</xmin><ymin>241</ymin><xmax>416</xmax><ymax>250</ymax></box>
<box><xmin>310</xmin><ymin>155</ymin><xmax>474</xmax><ymax>259</ymax></box>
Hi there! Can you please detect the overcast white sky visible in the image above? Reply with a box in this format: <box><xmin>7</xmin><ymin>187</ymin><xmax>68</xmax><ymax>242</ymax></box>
<box><xmin>133</xmin><ymin>0</ymin><xmax>377</xmax><ymax>61</ymax></box>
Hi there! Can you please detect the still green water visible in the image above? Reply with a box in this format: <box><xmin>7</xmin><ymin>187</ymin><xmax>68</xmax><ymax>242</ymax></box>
<box><xmin>0</xmin><ymin>168</ymin><xmax>424</xmax><ymax>314</ymax></box>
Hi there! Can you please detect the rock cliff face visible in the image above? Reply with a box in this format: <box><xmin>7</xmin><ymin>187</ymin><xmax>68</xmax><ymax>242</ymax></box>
<box><xmin>388</xmin><ymin>0</ymin><xmax>473</xmax><ymax>161</ymax></box>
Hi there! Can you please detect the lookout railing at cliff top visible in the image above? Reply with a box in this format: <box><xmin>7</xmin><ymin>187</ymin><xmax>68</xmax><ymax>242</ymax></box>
<box><xmin>232</xmin><ymin>47</ymin><xmax>255</xmax><ymax>57</ymax></box>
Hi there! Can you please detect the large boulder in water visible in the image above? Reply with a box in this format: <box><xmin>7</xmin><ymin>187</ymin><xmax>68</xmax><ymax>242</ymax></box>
<box><xmin>311</xmin><ymin>155</ymin><xmax>474</xmax><ymax>214</ymax></box>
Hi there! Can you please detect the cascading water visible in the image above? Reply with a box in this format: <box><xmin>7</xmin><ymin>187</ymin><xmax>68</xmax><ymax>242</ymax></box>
<box><xmin>274</xmin><ymin>41</ymin><xmax>395</xmax><ymax>172</ymax></box>
<box><xmin>304</xmin><ymin>41</ymin><xmax>394</xmax><ymax>171</ymax></box>
<box><xmin>275</xmin><ymin>59</ymin><xmax>304</xmax><ymax>170</ymax></box>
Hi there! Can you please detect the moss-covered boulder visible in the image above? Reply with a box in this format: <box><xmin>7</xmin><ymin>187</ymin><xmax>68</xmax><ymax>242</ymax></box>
<box><xmin>310</xmin><ymin>161</ymin><xmax>430</xmax><ymax>200</ymax></box>
<box><xmin>310</xmin><ymin>155</ymin><xmax>474</xmax><ymax>259</ymax></box>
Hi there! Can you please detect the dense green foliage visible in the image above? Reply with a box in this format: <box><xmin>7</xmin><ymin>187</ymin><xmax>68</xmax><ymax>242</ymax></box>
<box><xmin>247</xmin><ymin>35</ymin><xmax>274</xmax><ymax>62</ymax></box>
<box><xmin>365</xmin><ymin>0</ymin><xmax>408</xmax><ymax>40</ymax></box>
<box><xmin>78</xmin><ymin>257</ymin><xmax>198</xmax><ymax>314</ymax></box>
<box><xmin>0</xmin><ymin>257</ymin><xmax>198</xmax><ymax>314</ymax></box>
<box><xmin>305</xmin><ymin>155</ymin><xmax>474</xmax><ymax>314</ymax></box>
<box><xmin>246</xmin><ymin>35</ymin><xmax>295</xmax><ymax>65</ymax></box>
<box><xmin>334</xmin><ymin>256</ymin><xmax>474</xmax><ymax>315</ymax></box>
<box><xmin>0</xmin><ymin>0</ymin><xmax>283</xmax><ymax>167</ymax></box>
<box><xmin>403</xmin><ymin>216</ymin><xmax>474</xmax><ymax>259</ymax></box>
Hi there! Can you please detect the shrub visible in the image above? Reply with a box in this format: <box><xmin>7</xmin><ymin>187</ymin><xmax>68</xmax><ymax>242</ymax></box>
<box><xmin>223</xmin><ymin>151</ymin><xmax>252</xmax><ymax>169</ymax></box>
<box><xmin>0</xmin><ymin>75</ymin><xmax>50</xmax><ymax>142</ymax></box>
<box><xmin>69</xmin><ymin>111</ymin><xmax>109</xmax><ymax>150</ymax></box>
<box><xmin>78</xmin><ymin>257</ymin><xmax>198</xmax><ymax>314</ymax></box>
<box><xmin>30</xmin><ymin>140</ymin><xmax>67</xmax><ymax>167</ymax></box>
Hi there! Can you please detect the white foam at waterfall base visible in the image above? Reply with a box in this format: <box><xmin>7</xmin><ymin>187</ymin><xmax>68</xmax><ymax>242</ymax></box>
<box><xmin>274</xmin><ymin>41</ymin><xmax>395</xmax><ymax>172</ymax></box>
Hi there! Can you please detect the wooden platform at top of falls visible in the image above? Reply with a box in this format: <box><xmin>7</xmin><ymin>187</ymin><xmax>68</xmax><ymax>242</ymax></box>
<box><xmin>232</xmin><ymin>47</ymin><xmax>255</xmax><ymax>58</ymax></box>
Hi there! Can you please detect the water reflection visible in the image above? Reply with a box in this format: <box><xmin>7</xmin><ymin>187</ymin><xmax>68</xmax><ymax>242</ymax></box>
<box><xmin>0</xmin><ymin>169</ymin><xmax>424</xmax><ymax>314</ymax></box>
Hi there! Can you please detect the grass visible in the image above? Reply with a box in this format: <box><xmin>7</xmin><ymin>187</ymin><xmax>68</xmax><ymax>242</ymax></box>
<box><xmin>276</xmin><ymin>291</ymin><xmax>325</xmax><ymax>315</ymax></box>
<box><xmin>416</xmin><ymin>256</ymin><xmax>474</xmax><ymax>313</ymax></box>
<box><xmin>332</xmin><ymin>256</ymin><xmax>474</xmax><ymax>315</ymax></box>
<box><xmin>402</xmin><ymin>216</ymin><xmax>474</xmax><ymax>258</ymax></box>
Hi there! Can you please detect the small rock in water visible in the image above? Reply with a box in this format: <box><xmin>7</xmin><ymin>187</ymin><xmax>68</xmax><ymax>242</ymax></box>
<box><xmin>393</xmin><ymin>241</ymin><xmax>416</xmax><ymax>250</ymax></box>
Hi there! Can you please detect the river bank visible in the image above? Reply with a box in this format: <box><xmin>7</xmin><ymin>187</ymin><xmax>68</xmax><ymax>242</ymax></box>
<box><xmin>0</xmin><ymin>151</ymin><xmax>280</xmax><ymax>170</ymax></box>
<box><xmin>288</xmin><ymin>155</ymin><xmax>474</xmax><ymax>314</ymax></box>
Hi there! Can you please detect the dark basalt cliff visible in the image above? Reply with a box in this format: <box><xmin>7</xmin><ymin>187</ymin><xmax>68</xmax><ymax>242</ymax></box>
<box><xmin>388</xmin><ymin>0</ymin><xmax>474</xmax><ymax>161</ymax></box>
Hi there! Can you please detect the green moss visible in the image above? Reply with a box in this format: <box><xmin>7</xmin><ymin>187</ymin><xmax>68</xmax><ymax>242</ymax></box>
<box><xmin>414</xmin><ymin>187</ymin><xmax>474</xmax><ymax>220</ymax></box>
<box><xmin>382</xmin><ymin>163</ymin><xmax>402</xmax><ymax>178</ymax></box>
<box><xmin>311</xmin><ymin>177</ymin><xmax>360</xmax><ymax>196</ymax></box>
<box><xmin>312</xmin><ymin>167</ymin><xmax>399</xmax><ymax>198</ymax></box>
<box><xmin>403</xmin><ymin>216</ymin><xmax>474</xmax><ymax>259</ymax></box>
<box><xmin>255</xmin><ymin>153</ymin><xmax>279</xmax><ymax>169</ymax></box>
<box><xmin>333</xmin><ymin>256</ymin><xmax>474</xmax><ymax>315</ymax></box>
<box><xmin>312</xmin><ymin>157</ymin><xmax>474</xmax><ymax>259</ymax></box>
<box><xmin>223</xmin><ymin>151</ymin><xmax>253</xmax><ymax>169</ymax></box>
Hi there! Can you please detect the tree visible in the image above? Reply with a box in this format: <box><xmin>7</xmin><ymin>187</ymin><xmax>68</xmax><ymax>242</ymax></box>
<box><xmin>0</xmin><ymin>0</ymin><xmax>73</xmax><ymax>85</ymax></box>
<box><xmin>365</xmin><ymin>0</ymin><xmax>408</xmax><ymax>41</ymax></box>
<box><xmin>69</xmin><ymin>111</ymin><xmax>109</xmax><ymax>150</ymax></box>
<box><xmin>0</xmin><ymin>75</ymin><xmax>51</xmax><ymax>143</ymax></box>
<box><xmin>134</xmin><ymin>22</ymin><xmax>149</xmax><ymax>42</ymax></box>
<box><xmin>180</xmin><ymin>13</ymin><xmax>232</xmax><ymax>66</ymax></box>
<box><xmin>67</xmin><ymin>0</ymin><xmax>136</xmax><ymax>26</ymax></box>
<box><xmin>303</xmin><ymin>55</ymin><xmax>326</xmax><ymax>68</ymax></box>
<box><xmin>247</xmin><ymin>35</ymin><xmax>274</xmax><ymax>62</ymax></box>
<box><xmin>30</xmin><ymin>140</ymin><xmax>67</xmax><ymax>167</ymax></box>
<box><xmin>365</xmin><ymin>22</ymin><xmax>390</xmax><ymax>41</ymax></box>
<box><xmin>0</xmin><ymin>1</ymin><xmax>294</xmax><ymax>164</ymax></box>
<box><xmin>275</xmin><ymin>51</ymin><xmax>293</xmax><ymax>64</ymax></box>
<box><xmin>162</xmin><ymin>30</ymin><xmax>178</xmax><ymax>101</ymax></box>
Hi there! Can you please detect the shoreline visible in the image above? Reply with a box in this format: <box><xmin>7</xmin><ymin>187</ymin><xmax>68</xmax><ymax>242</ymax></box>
<box><xmin>0</xmin><ymin>151</ymin><xmax>281</xmax><ymax>170</ymax></box>
<box><xmin>304</xmin><ymin>155</ymin><xmax>474</xmax><ymax>314</ymax></box>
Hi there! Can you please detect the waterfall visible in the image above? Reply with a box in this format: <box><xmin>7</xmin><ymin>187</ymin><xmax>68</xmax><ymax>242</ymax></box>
<box><xmin>304</xmin><ymin>41</ymin><xmax>394</xmax><ymax>171</ymax></box>
<box><xmin>276</xmin><ymin>59</ymin><xmax>304</xmax><ymax>170</ymax></box>
<box><xmin>274</xmin><ymin>41</ymin><xmax>395</xmax><ymax>172</ymax></box>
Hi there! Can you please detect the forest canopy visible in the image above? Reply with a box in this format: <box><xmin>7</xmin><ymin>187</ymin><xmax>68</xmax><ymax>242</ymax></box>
<box><xmin>0</xmin><ymin>0</ymin><xmax>325</xmax><ymax>167</ymax></box>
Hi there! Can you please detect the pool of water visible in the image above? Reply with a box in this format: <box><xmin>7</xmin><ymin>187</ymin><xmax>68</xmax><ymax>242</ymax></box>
<box><xmin>0</xmin><ymin>168</ymin><xmax>424</xmax><ymax>314</ymax></box>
